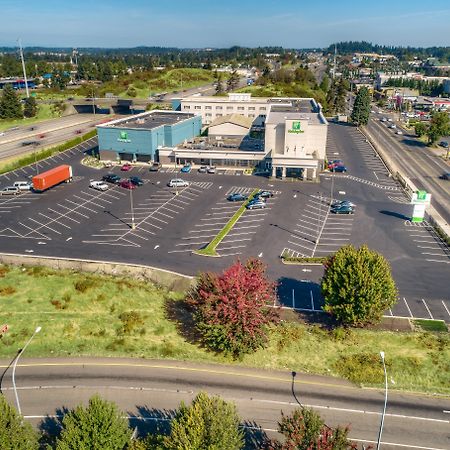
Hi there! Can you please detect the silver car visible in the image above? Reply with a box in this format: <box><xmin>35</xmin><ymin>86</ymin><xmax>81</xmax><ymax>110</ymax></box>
<box><xmin>0</xmin><ymin>186</ymin><xmax>20</xmax><ymax>195</ymax></box>
<box><xmin>168</xmin><ymin>179</ymin><xmax>189</xmax><ymax>188</ymax></box>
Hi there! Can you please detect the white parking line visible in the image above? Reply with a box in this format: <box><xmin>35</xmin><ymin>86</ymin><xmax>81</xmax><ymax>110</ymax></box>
<box><xmin>220</xmin><ymin>237</ymin><xmax>252</xmax><ymax>244</ymax></box>
<box><xmin>175</xmin><ymin>241</ymin><xmax>209</xmax><ymax>246</ymax></box>
<box><xmin>217</xmin><ymin>244</ymin><xmax>247</xmax><ymax>250</ymax></box>
<box><xmin>38</xmin><ymin>212</ymin><xmax>71</xmax><ymax>229</ymax></box>
<box><xmin>442</xmin><ymin>301</ymin><xmax>450</xmax><ymax>318</ymax></box>
<box><xmin>28</xmin><ymin>217</ymin><xmax>61</xmax><ymax>234</ymax></box>
<box><xmin>287</xmin><ymin>241</ymin><xmax>313</xmax><ymax>253</ymax></box>
<box><xmin>195</xmin><ymin>221</ymin><xmax>227</xmax><ymax>227</ymax></box>
<box><xmin>403</xmin><ymin>297</ymin><xmax>413</xmax><ymax>317</ymax></box>
<box><xmin>189</xmin><ymin>228</ymin><xmax>223</xmax><ymax>233</ymax></box>
<box><xmin>421</xmin><ymin>299</ymin><xmax>433</xmax><ymax>319</ymax></box>
<box><xmin>219</xmin><ymin>251</ymin><xmax>243</xmax><ymax>257</ymax></box>
<box><xmin>65</xmin><ymin>199</ymin><xmax>97</xmax><ymax>213</ymax></box>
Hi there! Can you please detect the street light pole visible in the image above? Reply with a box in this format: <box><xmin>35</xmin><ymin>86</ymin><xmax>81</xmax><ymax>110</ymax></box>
<box><xmin>12</xmin><ymin>326</ymin><xmax>41</xmax><ymax>415</ymax></box>
<box><xmin>130</xmin><ymin>188</ymin><xmax>136</xmax><ymax>230</ymax></box>
<box><xmin>376</xmin><ymin>351</ymin><xmax>388</xmax><ymax>450</ymax></box>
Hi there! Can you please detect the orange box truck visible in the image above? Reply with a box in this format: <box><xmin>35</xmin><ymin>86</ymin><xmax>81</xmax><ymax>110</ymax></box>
<box><xmin>32</xmin><ymin>165</ymin><xmax>73</xmax><ymax>192</ymax></box>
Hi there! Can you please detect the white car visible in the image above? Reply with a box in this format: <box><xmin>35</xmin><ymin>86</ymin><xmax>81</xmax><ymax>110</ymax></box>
<box><xmin>0</xmin><ymin>186</ymin><xmax>20</xmax><ymax>195</ymax></box>
<box><xmin>387</xmin><ymin>118</ymin><xmax>393</xmax><ymax>122</ymax></box>
<box><xmin>89</xmin><ymin>180</ymin><xmax>109</xmax><ymax>191</ymax></box>
<box><xmin>168</xmin><ymin>178</ymin><xmax>189</xmax><ymax>188</ymax></box>
<box><xmin>389</xmin><ymin>124</ymin><xmax>396</xmax><ymax>129</ymax></box>
<box><xmin>396</xmin><ymin>130</ymin><xmax>403</xmax><ymax>135</ymax></box>
<box><xmin>13</xmin><ymin>181</ymin><xmax>32</xmax><ymax>191</ymax></box>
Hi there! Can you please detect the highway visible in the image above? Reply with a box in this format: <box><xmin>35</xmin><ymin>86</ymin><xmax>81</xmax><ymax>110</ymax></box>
<box><xmin>1</xmin><ymin>358</ymin><xmax>449</xmax><ymax>449</ymax></box>
<box><xmin>0</xmin><ymin>114</ymin><xmax>100</xmax><ymax>161</ymax></box>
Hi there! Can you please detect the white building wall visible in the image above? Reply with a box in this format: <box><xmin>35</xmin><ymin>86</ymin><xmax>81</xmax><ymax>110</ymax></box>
<box><xmin>208</xmin><ymin>123</ymin><xmax>249</xmax><ymax>137</ymax></box>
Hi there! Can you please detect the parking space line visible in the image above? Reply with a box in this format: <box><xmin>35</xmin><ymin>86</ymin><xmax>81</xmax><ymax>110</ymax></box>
<box><xmin>233</xmin><ymin>224</ymin><xmax>261</xmax><ymax>230</ymax></box>
<box><xmin>421</xmin><ymin>299</ymin><xmax>434</xmax><ymax>319</ymax></box>
<box><xmin>57</xmin><ymin>203</ymin><xmax>89</xmax><ymax>218</ymax></box>
<box><xmin>181</xmin><ymin>234</ymin><xmax>217</xmax><ymax>240</ymax></box>
<box><xmin>149</xmin><ymin>216</ymin><xmax>168</xmax><ymax>224</ymax></box>
<box><xmin>38</xmin><ymin>212</ymin><xmax>71</xmax><ymax>229</ymax></box>
<box><xmin>295</xmin><ymin>223</ymin><xmax>317</xmax><ymax>232</ymax></box>
<box><xmin>442</xmin><ymin>301</ymin><xmax>450</xmax><ymax>319</ymax></box>
<box><xmin>225</xmin><ymin>231</ymin><xmax>257</xmax><ymax>237</ymax></box>
<box><xmin>65</xmin><ymin>199</ymin><xmax>97</xmax><ymax>213</ymax></box>
<box><xmin>220</xmin><ymin>238</ymin><xmax>252</xmax><ymax>244</ymax></box>
<box><xmin>293</xmin><ymin>228</ymin><xmax>316</xmax><ymax>238</ymax></box>
<box><xmin>219</xmin><ymin>252</ymin><xmax>243</xmax><ymax>257</ymax></box>
<box><xmin>403</xmin><ymin>297</ymin><xmax>413</xmax><ymax>317</ymax></box>
<box><xmin>175</xmin><ymin>241</ymin><xmax>209</xmax><ymax>246</ymax></box>
<box><xmin>287</xmin><ymin>241</ymin><xmax>313</xmax><ymax>253</ymax></box>
<box><xmin>167</xmin><ymin>249</ymin><xmax>194</xmax><ymax>253</ymax></box>
<box><xmin>217</xmin><ymin>244</ymin><xmax>247</xmax><ymax>250</ymax></box>
<box><xmin>157</xmin><ymin>211</ymin><xmax>174</xmax><ymax>219</ymax></box>
<box><xmin>28</xmin><ymin>217</ymin><xmax>61</xmax><ymax>235</ymax></box>
<box><xmin>195</xmin><ymin>221</ymin><xmax>227</xmax><ymax>227</ymax></box>
<box><xmin>18</xmin><ymin>221</ymin><xmax>49</xmax><ymax>239</ymax></box>
<box><xmin>319</xmin><ymin>237</ymin><xmax>350</xmax><ymax>241</ymax></box>
<box><xmin>189</xmin><ymin>228</ymin><xmax>222</xmax><ymax>233</ymax></box>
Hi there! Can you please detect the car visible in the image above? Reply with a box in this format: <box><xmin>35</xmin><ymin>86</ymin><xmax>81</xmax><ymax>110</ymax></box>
<box><xmin>227</xmin><ymin>193</ymin><xmax>248</xmax><ymax>202</ymax></box>
<box><xmin>388</xmin><ymin>124</ymin><xmax>396</xmax><ymax>129</ymax></box>
<box><xmin>180</xmin><ymin>164</ymin><xmax>192</xmax><ymax>173</ymax></box>
<box><xmin>328</xmin><ymin>160</ymin><xmax>344</xmax><ymax>170</ymax></box>
<box><xmin>102</xmin><ymin>173</ymin><xmax>121</xmax><ymax>184</ymax></box>
<box><xmin>0</xmin><ymin>132</ymin><xmax>5</xmax><ymax>137</ymax></box>
<box><xmin>440</xmin><ymin>173</ymin><xmax>450</xmax><ymax>181</ymax></box>
<box><xmin>38</xmin><ymin>133</ymin><xmax>46</xmax><ymax>139</ymax></box>
<box><xmin>21</xmin><ymin>140</ymin><xmax>39</xmax><ymax>146</ymax></box>
<box><xmin>89</xmin><ymin>180</ymin><xmax>109</xmax><ymax>191</ymax></box>
<box><xmin>332</xmin><ymin>165</ymin><xmax>347</xmax><ymax>173</ymax></box>
<box><xmin>75</xmin><ymin>129</ymin><xmax>82</xmax><ymax>134</ymax></box>
<box><xmin>387</xmin><ymin>118</ymin><xmax>393</xmax><ymax>122</ymax></box>
<box><xmin>439</xmin><ymin>141</ymin><xmax>449</xmax><ymax>148</ymax></box>
<box><xmin>331</xmin><ymin>204</ymin><xmax>354</xmax><ymax>214</ymax></box>
<box><xmin>13</xmin><ymin>181</ymin><xmax>32</xmax><ymax>191</ymax></box>
<box><xmin>121</xmin><ymin>163</ymin><xmax>132</xmax><ymax>171</ymax></box>
<box><xmin>129</xmin><ymin>176</ymin><xmax>144</xmax><ymax>186</ymax></box>
<box><xmin>168</xmin><ymin>178</ymin><xmax>189</xmax><ymax>188</ymax></box>
<box><xmin>0</xmin><ymin>186</ymin><xmax>20</xmax><ymax>196</ymax></box>
<box><xmin>149</xmin><ymin>162</ymin><xmax>161</xmax><ymax>172</ymax></box>
<box><xmin>255</xmin><ymin>190</ymin><xmax>274</xmax><ymax>199</ymax></box>
<box><xmin>207</xmin><ymin>166</ymin><xmax>216</xmax><ymax>174</ymax></box>
<box><xmin>332</xmin><ymin>200</ymin><xmax>356</xmax><ymax>208</ymax></box>
<box><xmin>381</xmin><ymin>118</ymin><xmax>387</xmax><ymax>122</ymax></box>
<box><xmin>198</xmin><ymin>166</ymin><xmax>208</xmax><ymax>173</ymax></box>
<box><xmin>120</xmin><ymin>180</ymin><xmax>136</xmax><ymax>190</ymax></box>
<box><xmin>103</xmin><ymin>161</ymin><xmax>113</xmax><ymax>168</ymax></box>
<box><xmin>246</xmin><ymin>200</ymin><xmax>266</xmax><ymax>210</ymax></box>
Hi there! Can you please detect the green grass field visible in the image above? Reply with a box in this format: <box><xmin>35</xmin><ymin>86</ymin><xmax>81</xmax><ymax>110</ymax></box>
<box><xmin>0</xmin><ymin>265</ymin><xmax>448</xmax><ymax>395</ymax></box>
<box><xmin>0</xmin><ymin>104</ymin><xmax>58</xmax><ymax>132</ymax></box>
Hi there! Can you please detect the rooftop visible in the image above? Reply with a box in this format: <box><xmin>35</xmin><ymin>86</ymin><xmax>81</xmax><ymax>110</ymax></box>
<box><xmin>209</xmin><ymin>113</ymin><xmax>254</xmax><ymax>129</ymax></box>
<box><xmin>266</xmin><ymin>99</ymin><xmax>325</xmax><ymax>125</ymax></box>
<box><xmin>98</xmin><ymin>111</ymin><xmax>196</xmax><ymax>130</ymax></box>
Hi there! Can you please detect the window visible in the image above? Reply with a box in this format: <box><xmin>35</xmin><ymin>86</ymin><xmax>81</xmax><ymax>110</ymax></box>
<box><xmin>205</xmin><ymin>113</ymin><xmax>212</xmax><ymax>117</ymax></box>
<box><xmin>216</xmin><ymin>113</ymin><xmax>223</xmax><ymax>117</ymax></box>
<box><xmin>194</xmin><ymin>106</ymin><xmax>201</xmax><ymax>110</ymax></box>
<box><xmin>226</xmin><ymin>106</ymin><xmax>234</xmax><ymax>111</ymax></box>
<box><xmin>215</xmin><ymin>106</ymin><xmax>223</xmax><ymax>110</ymax></box>
<box><xmin>205</xmin><ymin>106</ymin><xmax>212</xmax><ymax>110</ymax></box>
<box><xmin>183</xmin><ymin>105</ymin><xmax>190</xmax><ymax>110</ymax></box>
<box><xmin>249</xmin><ymin>114</ymin><xmax>255</xmax><ymax>118</ymax></box>
<box><xmin>237</xmin><ymin>107</ymin><xmax>245</xmax><ymax>111</ymax></box>
<box><xmin>259</xmin><ymin>107</ymin><xmax>266</xmax><ymax>111</ymax></box>
<box><xmin>248</xmin><ymin>107</ymin><xmax>255</xmax><ymax>111</ymax></box>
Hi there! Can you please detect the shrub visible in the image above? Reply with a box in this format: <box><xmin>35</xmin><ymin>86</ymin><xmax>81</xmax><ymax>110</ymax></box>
<box><xmin>186</xmin><ymin>259</ymin><xmax>279</xmax><ymax>358</ymax></box>
<box><xmin>74</xmin><ymin>278</ymin><xmax>96</xmax><ymax>293</ymax></box>
<box><xmin>0</xmin><ymin>286</ymin><xmax>16</xmax><ymax>296</ymax></box>
<box><xmin>118</xmin><ymin>311</ymin><xmax>145</xmax><ymax>334</ymax></box>
<box><xmin>332</xmin><ymin>352</ymin><xmax>387</xmax><ymax>384</ymax></box>
<box><xmin>0</xmin><ymin>265</ymin><xmax>10</xmax><ymax>278</ymax></box>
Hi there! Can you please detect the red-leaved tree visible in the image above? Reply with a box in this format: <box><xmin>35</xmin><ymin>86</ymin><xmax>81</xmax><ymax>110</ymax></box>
<box><xmin>186</xmin><ymin>258</ymin><xmax>279</xmax><ymax>357</ymax></box>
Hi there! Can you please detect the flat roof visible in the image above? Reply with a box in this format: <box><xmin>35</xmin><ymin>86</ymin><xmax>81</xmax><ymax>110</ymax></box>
<box><xmin>266</xmin><ymin>99</ymin><xmax>325</xmax><ymax>125</ymax></box>
<box><xmin>99</xmin><ymin>111</ymin><xmax>196</xmax><ymax>131</ymax></box>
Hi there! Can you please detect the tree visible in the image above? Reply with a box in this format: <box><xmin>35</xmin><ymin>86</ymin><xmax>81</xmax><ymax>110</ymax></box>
<box><xmin>350</xmin><ymin>87</ymin><xmax>371</xmax><ymax>126</ymax></box>
<box><xmin>187</xmin><ymin>258</ymin><xmax>279</xmax><ymax>357</ymax></box>
<box><xmin>269</xmin><ymin>407</ymin><xmax>360</xmax><ymax>450</ymax></box>
<box><xmin>427</xmin><ymin>111</ymin><xmax>450</xmax><ymax>145</ymax></box>
<box><xmin>163</xmin><ymin>392</ymin><xmax>244</xmax><ymax>450</ymax></box>
<box><xmin>414</xmin><ymin>121</ymin><xmax>428</xmax><ymax>137</ymax></box>
<box><xmin>321</xmin><ymin>245</ymin><xmax>398</xmax><ymax>326</ymax></box>
<box><xmin>215</xmin><ymin>74</ymin><xmax>224</xmax><ymax>95</ymax></box>
<box><xmin>0</xmin><ymin>84</ymin><xmax>23</xmax><ymax>119</ymax></box>
<box><xmin>23</xmin><ymin>96</ymin><xmax>38</xmax><ymax>118</ymax></box>
<box><xmin>0</xmin><ymin>395</ymin><xmax>39</xmax><ymax>449</ymax></box>
<box><xmin>226</xmin><ymin>69</ymin><xmax>239</xmax><ymax>92</ymax></box>
<box><xmin>319</xmin><ymin>74</ymin><xmax>330</xmax><ymax>93</ymax></box>
<box><xmin>55</xmin><ymin>395</ymin><xmax>132</xmax><ymax>450</ymax></box>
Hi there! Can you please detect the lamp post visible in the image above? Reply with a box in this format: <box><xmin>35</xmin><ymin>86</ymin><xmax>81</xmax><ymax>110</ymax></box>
<box><xmin>376</xmin><ymin>351</ymin><xmax>388</xmax><ymax>450</ymax></box>
<box><xmin>130</xmin><ymin>188</ymin><xmax>136</xmax><ymax>230</ymax></box>
<box><xmin>12</xmin><ymin>326</ymin><xmax>41</xmax><ymax>415</ymax></box>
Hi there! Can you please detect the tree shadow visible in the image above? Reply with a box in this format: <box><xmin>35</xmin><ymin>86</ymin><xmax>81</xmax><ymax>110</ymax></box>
<box><xmin>242</xmin><ymin>419</ymin><xmax>271</xmax><ymax>449</ymax></box>
<box><xmin>127</xmin><ymin>405</ymin><xmax>176</xmax><ymax>438</ymax></box>
<box><xmin>379</xmin><ymin>210</ymin><xmax>410</xmax><ymax>220</ymax></box>
<box><xmin>401</xmin><ymin>138</ymin><xmax>427</xmax><ymax>148</ymax></box>
<box><xmin>38</xmin><ymin>406</ymin><xmax>67</xmax><ymax>448</ymax></box>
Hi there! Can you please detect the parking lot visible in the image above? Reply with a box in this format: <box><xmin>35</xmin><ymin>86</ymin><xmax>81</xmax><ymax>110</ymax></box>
<box><xmin>0</xmin><ymin>124</ymin><xmax>448</xmax><ymax>322</ymax></box>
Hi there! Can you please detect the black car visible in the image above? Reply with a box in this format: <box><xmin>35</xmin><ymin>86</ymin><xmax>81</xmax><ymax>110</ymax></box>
<box><xmin>129</xmin><ymin>176</ymin><xmax>144</xmax><ymax>186</ymax></box>
<box><xmin>102</xmin><ymin>173</ymin><xmax>121</xmax><ymax>184</ymax></box>
<box><xmin>440</xmin><ymin>173</ymin><xmax>450</xmax><ymax>181</ymax></box>
<box><xmin>227</xmin><ymin>193</ymin><xmax>248</xmax><ymax>202</ymax></box>
<box><xmin>255</xmin><ymin>190</ymin><xmax>273</xmax><ymax>199</ymax></box>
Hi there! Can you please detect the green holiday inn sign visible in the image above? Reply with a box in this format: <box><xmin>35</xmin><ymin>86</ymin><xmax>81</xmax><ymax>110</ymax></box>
<box><xmin>117</xmin><ymin>131</ymin><xmax>131</xmax><ymax>143</ymax></box>
<box><xmin>287</xmin><ymin>121</ymin><xmax>305</xmax><ymax>134</ymax></box>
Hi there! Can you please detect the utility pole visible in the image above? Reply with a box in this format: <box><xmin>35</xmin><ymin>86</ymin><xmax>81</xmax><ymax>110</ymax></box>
<box><xmin>18</xmin><ymin>38</ymin><xmax>29</xmax><ymax>98</ymax></box>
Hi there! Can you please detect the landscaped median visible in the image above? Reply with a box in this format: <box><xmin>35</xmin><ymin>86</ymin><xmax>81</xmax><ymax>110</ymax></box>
<box><xmin>194</xmin><ymin>189</ymin><xmax>259</xmax><ymax>257</ymax></box>
<box><xmin>281</xmin><ymin>249</ymin><xmax>328</xmax><ymax>265</ymax></box>
<box><xmin>0</xmin><ymin>129</ymin><xmax>97</xmax><ymax>175</ymax></box>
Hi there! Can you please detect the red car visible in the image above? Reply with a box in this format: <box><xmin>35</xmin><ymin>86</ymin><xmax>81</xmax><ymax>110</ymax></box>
<box><xmin>119</xmin><ymin>180</ymin><xmax>136</xmax><ymax>190</ymax></box>
<box><xmin>75</xmin><ymin>129</ymin><xmax>82</xmax><ymax>134</ymax></box>
<box><xmin>121</xmin><ymin>163</ymin><xmax>132</xmax><ymax>171</ymax></box>
<box><xmin>328</xmin><ymin>160</ymin><xmax>344</xmax><ymax>170</ymax></box>
<box><xmin>38</xmin><ymin>134</ymin><xmax>46</xmax><ymax>139</ymax></box>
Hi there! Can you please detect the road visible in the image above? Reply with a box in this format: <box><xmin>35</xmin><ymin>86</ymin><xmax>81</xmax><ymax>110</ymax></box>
<box><xmin>0</xmin><ymin>114</ymin><xmax>100</xmax><ymax>161</ymax></box>
<box><xmin>366</xmin><ymin>111</ymin><xmax>450</xmax><ymax>225</ymax></box>
<box><xmin>0</xmin><ymin>358</ymin><xmax>448</xmax><ymax>449</ymax></box>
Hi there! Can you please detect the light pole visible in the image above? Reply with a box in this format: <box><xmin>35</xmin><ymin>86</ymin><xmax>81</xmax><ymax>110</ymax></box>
<box><xmin>12</xmin><ymin>326</ymin><xmax>41</xmax><ymax>415</ymax></box>
<box><xmin>376</xmin><ymin>351</ymin><xmax>388</xmax><ymax>450</ymax></box>
<box><xmin>130</xmin><ymin>188</ymin><xmax>136</xmax><ymax>230</ymax></box>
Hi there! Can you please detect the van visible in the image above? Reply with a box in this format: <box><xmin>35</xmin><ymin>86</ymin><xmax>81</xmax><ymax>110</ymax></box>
<box><xmin>13</xmin><ymin>181</ymin><xmax>32</xmax><ymax>191</ymax></box>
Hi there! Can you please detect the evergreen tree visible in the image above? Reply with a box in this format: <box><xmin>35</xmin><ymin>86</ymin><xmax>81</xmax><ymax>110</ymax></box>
<box><xmin>55</xmin><ymin>395</ymin><xmax>132</xmax><ymax>450</ymax></box>
<box><xmin>163</xmin><ymin>392</ymin><xmax>244</xmax><ymax>450</ymax></box>
<box><xmin>0</xmin><ymin>395</ymin><xmax>39</xmax><ymax>450</ymax></box>
<box><xmin>0</xmin><ymin>84</ymin><xmax>23</xmax><ymax>119</ymax></box>
<box><xmin>321</xmin><ymin>244</ymin><xmax>398</xmax><ymax>326</ymax></box>
<box><xmin>350</xmin><ymin>87</ymin><xmax>371</xmax><ymax>126</ymax></box>
<box><xmin>226</xmin><ymin>69</ymin><xmax>239</xmax><ymax>92</ymax></box>
<box><xmin>23</xmin><ymin>96</ymin><xmax>38</xmax><ymax>118</ymax></box>
<box><xmin>427</xmin><ymin>111</ymin><xmax>450</xmax><ymax>145</ymax></box>
<box><xmin>215</xmin><ymin>74</ymin><xmax>224</xmax><ymax>95</ymax></box>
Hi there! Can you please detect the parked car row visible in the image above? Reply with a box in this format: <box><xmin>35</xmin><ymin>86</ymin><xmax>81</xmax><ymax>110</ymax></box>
<box><xmin>198</xmin><ymin>165</ymin><xmax>216</xmax><ymax>174</ymax></box>
<box><xmin>100</xmin><ymin>173</ymin><xmax>144</xmax><ymax>190</ymax></box>
<box><xmin>225</xmin><ymin>190</ymin><xmax>274</xmax><ymax>210</ymax></box>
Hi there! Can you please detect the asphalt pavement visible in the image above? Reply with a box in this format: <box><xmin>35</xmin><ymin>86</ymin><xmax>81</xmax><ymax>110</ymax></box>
<box><xmin>0</xmin><ymin>358</ymin><xmax>448</xmax><ymax>450</ymax></box>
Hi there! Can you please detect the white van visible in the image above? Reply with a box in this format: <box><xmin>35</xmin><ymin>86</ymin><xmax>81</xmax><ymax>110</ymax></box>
<box><xmin>13</xmin><ymin>181</ymin><xmax>32</xmax><ymax>191</ymax></box>
<box><xmin>168</xmin><ymin>179</ymin><xmax>189</xmax><ymax>188</ymax></box>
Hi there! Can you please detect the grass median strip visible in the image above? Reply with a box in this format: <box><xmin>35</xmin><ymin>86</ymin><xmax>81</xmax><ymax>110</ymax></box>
<box><xmin>194</xmin><ymin>189</ymin><xmax>259</xmax><ymax>257</ymax></box>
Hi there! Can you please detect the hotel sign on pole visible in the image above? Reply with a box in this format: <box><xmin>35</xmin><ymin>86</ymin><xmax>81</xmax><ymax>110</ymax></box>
<box><xmin>410</xmin><ymin>190</ymin><xmax>431</xmax><ymax>223</ymax></box>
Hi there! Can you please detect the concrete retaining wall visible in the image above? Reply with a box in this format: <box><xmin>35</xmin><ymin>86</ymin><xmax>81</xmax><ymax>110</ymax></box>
<box><xmin>0</xmin><ymin>253</ymin><xmax>195</xmax><ymax>292</ymax></box>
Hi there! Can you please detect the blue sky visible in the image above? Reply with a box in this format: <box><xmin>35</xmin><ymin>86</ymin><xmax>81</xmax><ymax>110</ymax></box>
<box><xmin>2</xmin><ymin>0</ymin><xmax>450</xmax><ymax>48</ymax></box>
